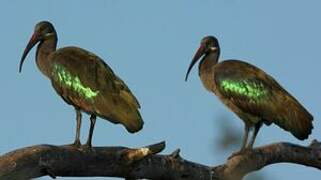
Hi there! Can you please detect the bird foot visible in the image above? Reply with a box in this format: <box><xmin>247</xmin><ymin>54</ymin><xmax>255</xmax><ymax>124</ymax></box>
<box><xmin>81</xmin><ymin>143</ymin><xmax>93</xmax><ymax>151</ymax></box>
<box><xmin>65</xmin><ymin>140</ymin><xmax>81</xmax><ymax>148</ymax></box>
<box><xmin>228</xmin><ymin>148</ymin><xmax>251</xmax><ymax>159</ymax></box>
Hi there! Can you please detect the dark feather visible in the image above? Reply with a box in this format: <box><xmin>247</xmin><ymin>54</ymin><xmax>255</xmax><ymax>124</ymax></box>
<box><xmin>50</xmin><ymin>46</ymin><xmax>143</xmax><ymax>133</ymax></box>
<box><xmin>214</xmin><ymin>60</ymin><xmax>313</xmax><ymax>140</ymax></box>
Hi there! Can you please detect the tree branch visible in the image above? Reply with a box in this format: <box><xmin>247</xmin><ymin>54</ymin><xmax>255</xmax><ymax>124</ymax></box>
<box><xmin>0</xmin><ymin>140</ymin><xmax>321</xmax><ymax>180</ymax></box>
<box><xmin>214</xmin><ymin>139</ymin><xmax>321</xmax><ymax>180</ymax></box>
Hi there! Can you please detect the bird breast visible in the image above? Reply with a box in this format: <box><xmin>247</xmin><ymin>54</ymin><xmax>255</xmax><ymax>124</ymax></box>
<box><xmin>199</xmin><ymin>61</ymin><xmax>217</xmax><ymax>93</ymax></box>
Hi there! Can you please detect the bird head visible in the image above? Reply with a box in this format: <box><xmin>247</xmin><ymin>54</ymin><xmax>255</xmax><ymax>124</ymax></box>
<box><xmin>19</xmin><ymin>21</ymin><xmax>56</xmax><ymax>73</ymax></box>
<box><xmin>185</xmin><ymin>36</ymin><xmax>220</xmax><ymax>81</ymax></box>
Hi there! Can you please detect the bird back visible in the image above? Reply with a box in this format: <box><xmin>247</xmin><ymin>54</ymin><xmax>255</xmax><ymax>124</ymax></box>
<box><xmin>50</xmin><ymin>46</ymin><xmax>143</xmax><ymax>133</ymax></box>
<box><xmin>214</xmin><ymin>60</ymin><xmax>313</xmax><ymax>140</ymax></box>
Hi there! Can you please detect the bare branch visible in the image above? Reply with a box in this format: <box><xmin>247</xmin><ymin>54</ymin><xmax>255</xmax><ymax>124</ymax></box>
<box><xmin>0</xmin><ymin>140</ymin><xmax>321</xmax><ymax>180</ymax></box>
<box><xmin>214</xmin><ymin>139</ymin><xmax>321</xmax><ymax>180</ymax></box>
<box><xmin>0</xmin><ymin>141</ymin><xmax>211</xmax><ymax>180</ymax></box>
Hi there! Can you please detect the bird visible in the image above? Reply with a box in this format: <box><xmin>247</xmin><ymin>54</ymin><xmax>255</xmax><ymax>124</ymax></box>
<box><xmin>185</xmin><ymin>36</ymin><xmax>313</xmax><ymax>153</ymax></box>
<box><xmin>19</xmin><ymin>21</ymin><xmax>143</xmax><ymax>148</ymax></box>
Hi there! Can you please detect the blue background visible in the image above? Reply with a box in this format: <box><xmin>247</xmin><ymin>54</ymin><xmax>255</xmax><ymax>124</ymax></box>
<box><xmin>0</xmin><ymin>0</ymin><xmax>320</xmax><ymax>179</ymax></box>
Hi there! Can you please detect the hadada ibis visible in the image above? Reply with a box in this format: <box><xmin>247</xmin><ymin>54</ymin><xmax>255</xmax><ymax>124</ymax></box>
<box><xmin>185</xmin><ymin>36</ymin><xmax>313</xmax><ymax>153</ymax></box>
<box><xmin>19</xmin><ymin>21</ymin><xmax>143</xmax><ymax>148</ymax></box>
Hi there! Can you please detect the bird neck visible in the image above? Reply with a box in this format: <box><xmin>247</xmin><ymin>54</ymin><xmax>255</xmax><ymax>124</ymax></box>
<box><xmin>199</xmin><ymin>50</ymin><xmax>220</xmax><ymax>74</ymax></box>
<box><xmin>198</xmin><ymin>50</ymin><xmax>220</xmax><ymax>91</ymax></box>
<box><xmin>36</xmin><ymin>35</ymin><xmax>58</xmax><ymax>77</ymax></box>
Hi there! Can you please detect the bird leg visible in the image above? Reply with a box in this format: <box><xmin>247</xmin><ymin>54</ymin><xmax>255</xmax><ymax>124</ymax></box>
<box><xmin>240</xmin><ymin>124</ymin><xmax>250</xmax><ymax>151</ymax></box>
<box><xmin>228</xmin><ymin>124</ymin><xmax>250</xmax><ymax>159</ymax></box>
<box><xmin>84</xmin><ymin>114</ymin><xmax>96</xmax><ymax>148</ymax></box>
<box><xmin>72</xmin><ymin>108</ymin><xmax>82</xmax><ymax>147</ymax></box>
<box><xmin>247</xmin><ymin>122</ymin><xmax>262</xmax><ymax>149</ymax></box>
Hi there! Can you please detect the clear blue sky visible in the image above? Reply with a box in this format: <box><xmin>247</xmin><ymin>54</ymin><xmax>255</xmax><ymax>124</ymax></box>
<box><xmin>1</xmin><ymin>0</ymin><xmax>320</xmax><ymax>179</ymax></box>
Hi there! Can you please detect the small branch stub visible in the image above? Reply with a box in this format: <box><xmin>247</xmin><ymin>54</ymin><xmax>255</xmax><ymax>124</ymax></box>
<box><xmin>121</xmin><ymin>141</ymin><xmax>166</xmax><ymax>164</ymax></box>
<box><xmin>170</xmin><ymin>149</ymin><xmax>181</xmax><ymax>159</ymax></box>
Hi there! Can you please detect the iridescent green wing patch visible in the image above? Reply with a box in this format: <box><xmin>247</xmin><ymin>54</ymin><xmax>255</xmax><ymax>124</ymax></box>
<box><xmin>52</xmin><ymin>64</ymin><xmax>99</xmax><ymax>100</ymax></box>
<box><xmin>220</xmin><ymin>79</ymin><xmax>268</xmax><ymax>100</ymax></box>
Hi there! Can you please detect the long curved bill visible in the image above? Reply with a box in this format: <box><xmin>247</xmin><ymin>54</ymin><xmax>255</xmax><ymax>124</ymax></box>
<box><xmin>185</xmin><ymin>43</ymin><xmax>206</xmax><ymax>81</ymax></box>
<box><xmin>19</xmin><ymin>33</ymin><xmax>39</xmax><ymax>73</ymax></box>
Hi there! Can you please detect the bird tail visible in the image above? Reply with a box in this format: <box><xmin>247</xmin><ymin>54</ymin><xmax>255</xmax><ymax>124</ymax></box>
<box><xmin>98</xmin><ymin>104</ymin><xmax>144</xmax><ymax>133</ymax></box>
<box><xmin>272</xmin><ymin>95</ymin><xmax>313</xmax><ymax>140</ymax></box>
<box><xmin>117</xmin><ymin>90</ymin><xmax>144</xmax><ymax>133</ymax></box>
<box><xmin>95</xmin><ymin>92</ymin><xmax>144</xmax><ymax>133</ymax></box>
<box><xmin>289</xmin><ymin>105</ymin><xmax>313</xmax><ymax>140</ymax></box>
<box><xmin>122</xmin><ymin>109</ymin><xmax>144</xmax><ymax>133</ymax></box>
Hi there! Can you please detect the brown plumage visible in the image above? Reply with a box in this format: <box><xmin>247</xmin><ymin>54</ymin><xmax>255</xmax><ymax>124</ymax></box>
<box><xmin>185</xmin><ymin>36</ymin><xmax>313</xmax><ymax>152</ymax></box>
<box><xmin>50</xmin><ymin>47</ymin><xmax>142</xmax><ymax>132</ymax></box>
<box><xmin>19</xmin><ymin>21</ymin><xmax>143</xmax><ymax>148</ymax></box>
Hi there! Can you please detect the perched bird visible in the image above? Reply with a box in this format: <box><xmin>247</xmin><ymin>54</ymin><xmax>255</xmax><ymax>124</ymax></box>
<box><xmin>185</xmin><ymin>36</ymin><xmax>313</xmax><ymax>153</ymax></box>
<box><xmin>19</xmin><ymin>21</ymin><xmax>143</xmax><ymax>148</ymax></box>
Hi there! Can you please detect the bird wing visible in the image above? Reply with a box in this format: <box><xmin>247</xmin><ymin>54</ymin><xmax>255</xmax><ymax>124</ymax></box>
<box><xmin>214</xmin><ymin>60</ymin><xmax>313</xmax><ymax>140</ymax></box>
<box><xmin>50</xmin><ymin>46</ymin><xmax>143</xmax><ymax>133</ymax></box>
<box><xmin>113</xmin><ymin>75</ymin><xmax>141</xmax><ymax>109</ymax></box>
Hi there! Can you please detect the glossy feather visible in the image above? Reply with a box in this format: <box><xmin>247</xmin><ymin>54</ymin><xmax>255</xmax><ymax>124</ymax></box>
<box><xmin>188</xmin><ymin>36</ymin><xmax>314</xmax><ymax>151</ymax></box>
<box><xmin>50</xmin><ymin>47</ymin><xmax>143</xmax><ymax>133</ymax></box>
<box><xmin>20</xmin><ymin>21</ymin><xmax>144</xmax><ymax>147</ymax></box>
<box><xmin>213</xmin><ymin>60</ymin><xmax>313</xmax><ymax>140</ymax></box>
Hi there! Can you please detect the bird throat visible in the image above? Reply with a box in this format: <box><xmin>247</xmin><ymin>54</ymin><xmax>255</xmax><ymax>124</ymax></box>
<box><xmin>199</xmin><ymin>51</ymin><xmax>219</xmax><ymax>73</ymax></box>
<box><xmin>36</xmin><ymin>37</ymin><xmax>57</xmax><ymax>77</ymax></box>
<box><xmin>198</xmin><ymin>51</ymin><xmax>219</xmax><ymax>91</ymax></box>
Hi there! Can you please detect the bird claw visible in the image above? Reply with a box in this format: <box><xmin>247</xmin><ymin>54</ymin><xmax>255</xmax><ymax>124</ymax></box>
<box><xmin>73</xmin><ymin>140</ymin><xmax>81</xmax><ymax>147</ymax></box>
<box><xmin>64</xmin><ymin>140</ymin><xmax>81</xmax><ymax>148</ymax></box>
<box><xmin>81</xmin><ymin>143</ymin><xmax>93</xmax><ymax>151</ymax></box>
<box><xmin>228</xmin><ymin>148</ymin><xmax>251</xmax><ymax>159</ymax></box>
